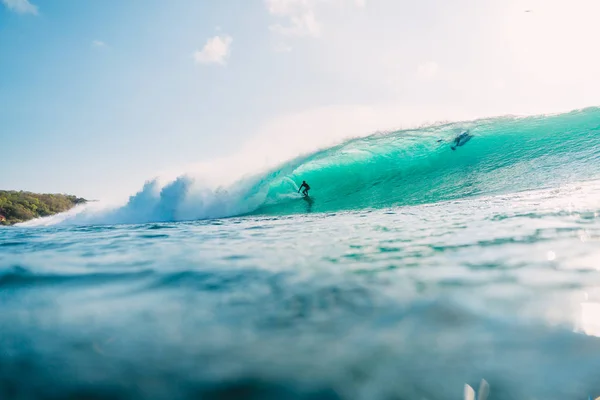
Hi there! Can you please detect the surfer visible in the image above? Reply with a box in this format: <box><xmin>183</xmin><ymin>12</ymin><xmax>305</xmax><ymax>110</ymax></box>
<box><xmin>298</xmin><ymin>180</ymin><xmax>310</xmax><ymax>197</ymax></box>
<box><xmin>451</xmin><ymin>131</ymin><xmax>473</xmax><ymax>151</ymax></box>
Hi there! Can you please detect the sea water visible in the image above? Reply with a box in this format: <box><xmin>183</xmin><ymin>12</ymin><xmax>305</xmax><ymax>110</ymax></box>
<box><xmin>2</xmin><ymin>108</ymin><xmax>600</xmax><ymax>399</ymax></box>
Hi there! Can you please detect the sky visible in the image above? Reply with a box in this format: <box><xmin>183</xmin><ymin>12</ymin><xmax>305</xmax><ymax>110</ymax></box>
<box><xmin>2</xmin><ymin>0</ymin><xmax>600</xmax><ymax>201</ymax></box>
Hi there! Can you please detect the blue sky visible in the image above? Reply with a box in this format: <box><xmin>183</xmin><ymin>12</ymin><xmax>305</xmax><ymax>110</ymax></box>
<box><xmin>2</xmin><ymin>0</ymin><xmax>600</xmax><ymax>201</ymax></box>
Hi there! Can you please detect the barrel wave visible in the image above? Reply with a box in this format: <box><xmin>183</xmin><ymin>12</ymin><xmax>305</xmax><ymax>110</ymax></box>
<box><xmin>256</xmin><ymin>107</ymin><xmax>600</xmax><ymax>216</ymax></box>
<box><xmin>25</xmin><ymin>107</ymin><xmax>600</xmax><ymax>226</ymax></box>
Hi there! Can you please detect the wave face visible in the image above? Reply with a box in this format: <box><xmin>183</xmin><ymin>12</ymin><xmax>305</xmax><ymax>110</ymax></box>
<box><xmin>27</xmin><ymin>107</ymin><xmax>600</xmax><ymax>226</ymax></box>
<box><xmin>254</xmin><ymin>107</ymin><xmax>600</xmax><ymax>216</ymax></box>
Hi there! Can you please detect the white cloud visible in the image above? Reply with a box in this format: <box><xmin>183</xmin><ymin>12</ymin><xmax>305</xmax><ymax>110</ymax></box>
<box><xmin>92</xmin><ymin>40</ymin><xmax>107</xmax><ymax>48</ymax></box>
<box><xmin>269</xmin><ymin>13</ymin><xmax>320</xmax><ymax>37</ymax></box>
<box><xmin>2</xmin><ymin>0</ymin><xmax>38</xmax><ymax>15</ymax></box>
<box><xmin>266</xmin><ymin>0</ymin><xmax>321</xmax><ymax>37</ymax></box>
<box><xmin>416</xmin><ymin>61</ymin><xmax>439</xmax><ymax>80</ymax></box>
<box><xmin>265</xmin><ymin>0</ymin><xmax>364</xmax><ymax>38</ymax></box>
<box><xmin>193</xmin><ymin>35</ymin><xmax>233</xmax><ymax>66</ymax></box>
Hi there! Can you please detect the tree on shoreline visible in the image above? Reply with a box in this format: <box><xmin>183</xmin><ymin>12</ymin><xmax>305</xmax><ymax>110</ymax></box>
<box><xmin>0</xmin><ymin>191</ymin><xmax>86</xmax><ymax>225</ymax></box>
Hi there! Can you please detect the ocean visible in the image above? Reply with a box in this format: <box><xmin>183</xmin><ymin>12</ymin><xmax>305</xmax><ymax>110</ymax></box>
<box><xmin>2</xmin><ymin>108</ymin><xmax>600</xmax><ymax>399</ymax></box>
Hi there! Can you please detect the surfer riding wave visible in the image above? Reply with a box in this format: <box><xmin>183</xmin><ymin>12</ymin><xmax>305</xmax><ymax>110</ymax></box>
<box><xmin>451</xmin><ymin>131</ymin><xmax>472</xmax><ymax>150</ymax></box>
<box><xmin>298</xmin><ymin>181</ymin><xmax>310</xmax><ymax>196</ymax></box>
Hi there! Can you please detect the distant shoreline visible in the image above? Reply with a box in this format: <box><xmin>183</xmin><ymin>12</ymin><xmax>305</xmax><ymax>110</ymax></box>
<box><xmin>0</xmin><ymin>191</ymin><xmax>87</xmax><ymax>226</ymax></box>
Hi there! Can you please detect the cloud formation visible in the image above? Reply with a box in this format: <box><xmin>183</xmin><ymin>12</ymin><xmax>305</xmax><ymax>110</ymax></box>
<box><xmin>194</xmin><ymin>35</ymin><xmax>233</xmax><ymax>66</ymax></box>
<box><xmin>2</xmin><ymin>0</ymin><xmax>38</xmax><ymax>15</ymax></box>
<box><xmin>92</xmin><ymin>40</ymin><xmax>107</xmax><ymax>48</ymax></box>
<box><xmin>265</xmin><ymin>0</ymin><xmax>365</xmax><ymax>38</ymax></box>
<box><xmin>266</xmin><ymin>0</ymin><xmax>321</xmax><ymax>37</ymax></box>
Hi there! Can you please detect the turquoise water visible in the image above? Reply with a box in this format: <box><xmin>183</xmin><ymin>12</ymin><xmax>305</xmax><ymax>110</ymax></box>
<box><xmin>3</xmin><ymin>108</ymin><xmax>600</xmax><ymax>399</ymax></box>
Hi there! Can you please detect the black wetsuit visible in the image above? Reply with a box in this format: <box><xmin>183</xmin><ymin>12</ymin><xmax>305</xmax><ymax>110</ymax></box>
<box><xmin>299</xmin><ymin>182</ymin><xmax>310</xmax><ymax>196</ymax></box>
<box><xmin>451</xmin><ymin>131</ymin><xmax>472</xmax><ymax>150</ymax></box>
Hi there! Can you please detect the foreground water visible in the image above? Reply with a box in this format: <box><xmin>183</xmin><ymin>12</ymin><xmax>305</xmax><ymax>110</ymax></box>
<box><xmin>2</xmin><ymin>178</ymin><xmax>600</xmax><ymax>399</ymax></box>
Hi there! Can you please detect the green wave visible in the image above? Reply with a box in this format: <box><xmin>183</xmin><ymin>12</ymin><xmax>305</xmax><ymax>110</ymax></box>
<box><xmin>250</xmin><ymin>107</ymin><xmax>600</xmax><ymax>216</ymax></box>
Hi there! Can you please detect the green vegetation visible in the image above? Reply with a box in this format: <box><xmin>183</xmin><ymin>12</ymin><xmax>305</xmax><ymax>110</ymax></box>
<box><xmin>0</xmin><ymin>191</ymin><xmax>87</xmax><ymax>225</ymax></box>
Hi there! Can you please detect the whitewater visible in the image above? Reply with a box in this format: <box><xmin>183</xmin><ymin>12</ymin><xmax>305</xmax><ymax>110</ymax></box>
<box><xmin>3</xmin><ymin>107</ymin><xmax>600</xmax><ymax>399</ymax></box>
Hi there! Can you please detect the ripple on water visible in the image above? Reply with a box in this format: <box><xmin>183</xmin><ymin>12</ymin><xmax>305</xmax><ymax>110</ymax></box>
<box><xmin>2</xmin><ymin>181</ymin><xmax>600</xmax><ymax>399</ymax></box>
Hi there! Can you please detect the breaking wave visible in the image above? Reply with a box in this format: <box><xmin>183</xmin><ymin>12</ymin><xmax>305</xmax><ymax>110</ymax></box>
<box><xmin>21</xmin><ymin>107</ymin><xmax>600</xmax><ymax>226</ymax></box>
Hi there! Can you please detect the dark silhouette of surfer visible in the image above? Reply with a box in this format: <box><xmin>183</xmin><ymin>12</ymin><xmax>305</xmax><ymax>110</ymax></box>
<box><xmin>298</xmin><ymin>180</ymin><xmax>310</xmax><ymax>196</ymax></box>
<box><xmin>436</xmin><ymin>131</ymin><xmax>473</xmax><ymax>150</ymax></box>
<box><xmin>451</xmin><ymin>131</ymin><xmax>472</xmax><ymax>150</ymax></box>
